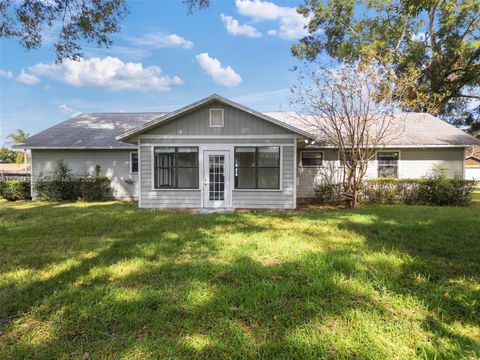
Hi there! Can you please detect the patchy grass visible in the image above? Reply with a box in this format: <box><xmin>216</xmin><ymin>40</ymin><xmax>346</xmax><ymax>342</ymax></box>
<box><xmin>0</xmin><ymin>200</ymin><xmax>479</xmax><ymax>359</ymax></box>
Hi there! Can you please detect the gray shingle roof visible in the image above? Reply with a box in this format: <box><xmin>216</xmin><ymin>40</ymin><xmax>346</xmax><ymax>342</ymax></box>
<box><xmin>265</xmin><ymin>112</ymin><xmax>480</xmax><ymax>147</ymax></box>
<box><xmin>15</xmin><ymin>108</ymin><xmax>480</xmax><ymax>149</ymax></box>
<box><xmin>15</xmin><ymin>112</ymin><xmax>166</xmax><ymax>149</ymax></box>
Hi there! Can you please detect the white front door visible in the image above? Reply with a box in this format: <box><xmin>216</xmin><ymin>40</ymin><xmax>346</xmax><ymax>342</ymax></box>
<box><xmin>203</xmin><ymin>150</ymin><xmax>230</xmax><ymax>208</ymax></box>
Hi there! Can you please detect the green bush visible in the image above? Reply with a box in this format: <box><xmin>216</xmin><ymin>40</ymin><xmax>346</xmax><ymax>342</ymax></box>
<box><xmin>314</xmin><ymin>171</ymin><xmax>474</xmax><ymax>206</ymax></box>
<box><xmin>34</xmin><ymin>160</ymin><xmax>111</xmax><ymax>202</ymax></box>
<box><xmin>417</xmin><ymin>170</ymin><xmax>474</xmax><ymax>206</ymax></box>
<box><xmin>0</xmin><ymin>180</ymin><xmax>31</xmax><ymax>201</ymax></box>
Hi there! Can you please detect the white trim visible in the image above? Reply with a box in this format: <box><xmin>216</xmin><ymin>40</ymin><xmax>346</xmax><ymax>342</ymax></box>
<box><xmin>202</xmin><ymin>149</ymin><xmax>231</xmax><ymax>208</ymax></box>
<box><xmin>137</xmin><ymin>140</ymin><xmax>142</xmax><ymax>207</ymax></box>
<box><xmin>300</xmin><ymin>150</ymin><xmax>324</xmax><ymax>168</ymax></box>
<box><xmin>129</xmin><ymin>151</ymin><xmax>139</xmax><ymax>174</ymax></box>
<box><xmin>376</xmin><ymin>150</ymin><xmax>401</xmax><ymax>179</ymax></box>
<box><xmin>116</xmin><ymin>94</ymin><xmax>312</xmax><ymax>141</ymax></box>
<box><xmin>138</xmin><ymin>134</ymin><xmax>296</xmax><ymax>140</ymax></box>
<box><xmin>232</xmin><ymin>145</ymin><xmax>284</xmax><ymax>192</ymax></box>
<box><xmin>463</xmin><ymin>147</ymin><xmax>466</xmax><ymax>179</ymax></box>
<box><xmin>150</xmin><ymin>146</ymin><xmax>201</xmax><ymax>191</ymax></box>
<box><xmin>30</xmin><ymin>150</ymin><xmax>34</xmax><ymax>200</ymax></box>
<box><xmin>209</xmin><ymin>108</ymin><xmax>224</xmax><ymax>128</ymax></box>
<box><xmin>17</xmin><ymin>146</ymin><xmax>136</xmax><ymax>150</ymax></box>
<box><xmin>293</xmin><ymin>137</ymin><xmax>297</xmax><ymax>209</ymax></box>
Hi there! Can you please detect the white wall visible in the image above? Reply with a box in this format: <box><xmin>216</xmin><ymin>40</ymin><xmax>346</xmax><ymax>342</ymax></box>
<box><xmin>31</xmin><ymin>149</ymin><xmax>138</xmax><ymax>200</ymax></box>
<box><xmin>465</xmin><ymin>168</ymin><xmax>480</xmax><ymax>181</ymax></box>
<box><xmin>297</xmin><ymin>147</ymin><xmax>465</xmax><ymax>199</ymax></box>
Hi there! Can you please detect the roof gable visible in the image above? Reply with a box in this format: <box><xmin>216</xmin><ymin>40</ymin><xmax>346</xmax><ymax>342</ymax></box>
<box><xmin>116</xmin><ymin>94</ymin><xmax>311</xmax><ymax>141</ymax></box>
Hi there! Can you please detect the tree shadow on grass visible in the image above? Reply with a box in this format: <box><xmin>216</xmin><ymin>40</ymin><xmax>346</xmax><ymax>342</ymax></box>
<box><xmin>1</xmin><ymin>203</ymin><xmax>479</xmax><ymax>358</ymax></box>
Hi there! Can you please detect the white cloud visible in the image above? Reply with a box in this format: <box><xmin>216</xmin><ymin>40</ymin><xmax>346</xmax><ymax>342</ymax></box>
<box><xmin>58</xmin><ymin>104</ymin><xmax>81</xmax><ymax>117</ymax></box>
<box><xmin>195</xmin><ymin>53</ymin><xmax>242</xmax><ymax>88</ymax></box>
<box><xmin>130</xmin><ymin>32</ymin><xmax>194</xmax><ymax>49</ymax></box>
<box><xmin>220</xmin><ymin>14</ymin><xmax>261</xmax><ymax>38</ymax></box>
<box><xmin>267</xmin><ymin>29</ymin><xmax>278</xmax><ymax>36</ymax></box>
<box><xmin>30</xmin><ymin>56</ymin><xmax>184</xmax><ymax>92</ymax></box>
<box><xmin>0</xmin><ymin>69</ymin><xmax>13</xmax><ymax>79</ymax></box>
<box><xmin>15</xmin><ymin>69</ymin><xmax>40</xmax><ymax>85</ymax></box>
<box><xmin>235</xmin><ymin>0</ymin><xmax>309</xmax><ymax>40</ymax></box>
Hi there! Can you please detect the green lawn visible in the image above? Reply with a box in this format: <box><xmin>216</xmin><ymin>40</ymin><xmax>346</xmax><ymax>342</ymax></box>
<box><xmin>0</xmin><ymin>200</ymin><xmax>479</xmax><ymax>359</ymax></box>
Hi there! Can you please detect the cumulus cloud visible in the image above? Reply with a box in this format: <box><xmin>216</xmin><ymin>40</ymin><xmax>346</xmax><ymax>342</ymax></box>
<box><xmin>235</xmin><ymin>0</ymin><xmax>309</xmax><ymax>40</ymax></box>
<box><xmin>220</xmin><ymin>14</ymin><xmax>261</xmax><ymax>38</ymax></box>
<box><xmin>58</xmin><ymin>104</ymin><xmax>81</xmax><ymax>117</ymax></box>
<box><xmin>0</xmin><ymin>69</ymin><xmax>13</xmax><ymax>79</ymax></box>
<box><xmin>30</xmin><ymin>56</ymin><xmax>184</xmax><ymax>92</ymax></box>
<box><xmin>15</xmin><ymin>69</ymin><xmax>40</xmax><ymax>85</ymax></box>
<box><xmin>130</xmin><ymin>32</ymin><xmax>194</xmax><ymax>49</ymax></box>
<box><xmin>195</xmin><ymin>53</ymin><xmax>242</xmax><ymax>88</ymax></box>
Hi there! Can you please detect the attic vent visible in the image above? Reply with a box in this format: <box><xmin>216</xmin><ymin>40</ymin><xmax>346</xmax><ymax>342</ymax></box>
<box><xmin>210</xmin><ymin>109</ymin><xmax>224</xmax><ymax>128</ymax></box>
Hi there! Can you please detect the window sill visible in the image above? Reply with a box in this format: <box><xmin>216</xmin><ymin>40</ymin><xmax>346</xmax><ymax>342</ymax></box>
<box><xmin>151</xmin><ymin>188</ymin><xmax>201</xmax><ymax>191</ymax></box>
<box><xmin>233</xmin><ymin>188</ymin><xmax>283</xmax><ymax>192</ymax></box>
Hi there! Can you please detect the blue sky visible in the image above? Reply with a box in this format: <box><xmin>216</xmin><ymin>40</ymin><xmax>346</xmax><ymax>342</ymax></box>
<box><xmin>0</xmin><ymin>0</ymin><xmax>309</xmax><ymax>145</ymax></box>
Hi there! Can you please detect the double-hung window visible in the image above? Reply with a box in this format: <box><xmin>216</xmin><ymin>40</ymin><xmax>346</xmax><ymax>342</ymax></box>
<box><xmin>153</xmin><ymin>147</ymin><xmax>199</xmax><ymax>189</ymax></box>
<box><xmin>377</xmin><ymin>151</ymin><xmax>399</xmax><ymax>178</ymax></box>
<box><xmin>234</xmin><ymin>146</ymin><xmax>280</xmax><ymax>189</ymax></box>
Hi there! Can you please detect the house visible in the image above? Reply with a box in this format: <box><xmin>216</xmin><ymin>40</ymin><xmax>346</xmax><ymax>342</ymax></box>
<box><xmin>14</xmin><ymin>94</ymin><xmax>480</xmax><ymax>209</ymax></box>
<box><xmin>465</xmin><ymin>155</ymin><xmax>480</xmax><ymax>181</ymax></box>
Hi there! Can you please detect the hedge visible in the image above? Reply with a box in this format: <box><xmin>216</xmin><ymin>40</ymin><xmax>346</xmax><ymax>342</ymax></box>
<box><xmin>0</xmin><ymin>180</ymin><xmax>31</xmax><ymax>201</ymax></box>
<box><xmin>34</xmin><ymin>176</ymin><xmax>111</xmax><ymax>201</ymax></box>
<box><xmin>314</xmin><ymin>174</ymin><xmax>476</xmax><ymax>206</ymax></box>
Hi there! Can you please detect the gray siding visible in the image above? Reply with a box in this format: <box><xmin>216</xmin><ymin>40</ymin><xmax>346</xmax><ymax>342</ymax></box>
<box><xmin>31</xmin><ymin>149</ymin><xmax>138</xmax><ymax>200</ymax></box>
<box><xmin>296</xmin><ymin>147</ymin><xmax>465</xmax><ymax>199</ymax></box>
<box><xmin>232</xmin><ymin>146</ymin><xmax>295</xmax><ymax>209</ymax></box>
<box><xmin>139</xmin><ymin>142</ymin><xmax>295</xmax><ymax>209</ymax></box>
<box><xmin>146</xmin><ymin>101</ymin><xmax>290</xmax><ymax>136</ymax></box>
<box><xmin>139</xmin><ymin>145</ymin><xmax>201</xmax><ymax>208</ymax></box>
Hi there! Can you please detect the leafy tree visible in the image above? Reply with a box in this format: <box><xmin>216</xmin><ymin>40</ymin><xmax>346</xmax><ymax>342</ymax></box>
<box><xmin>0</xmin><ymin>0</ymin><xmax>128</xmax><ymax>61</ymax></box>
<box><xmin>293</xmin><ymin>0</ymin><xmax>480</xmax><ymax>126</ymax></box>
<box><xmin>0</xmin><ymin>147</ymin><xmax>17</xmax><ymax>163</ymax></box>
<box><xmin>7</xmin><ymin>129</ymin><xmax>29</xmax><ymax>144</ymax></box>
<box><xmin>7</xmin><ymin>129</ymin><xmax>30</xmax><ymax>165</ymax></box>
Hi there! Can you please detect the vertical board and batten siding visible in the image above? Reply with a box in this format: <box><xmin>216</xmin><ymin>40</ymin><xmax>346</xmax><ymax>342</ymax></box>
<box><xmin>146</xmin><ymin>101</ymin><xmax>291</xmax><ymax>136</ymax></box>
<box><xmin>137</xmin><ymin>103</ymin><xmax>298</xmax><ymax>208</ymax></box>
<box><xmin>296</xmin><ymin>147</ymin><xmax>465</xmax><ymax>199</ymax></box>
<box><xmin>31</xmin><ymin>149</ymin><xmax>138</xmax><ymax>199</ymax></box>
<box><xmin>138</xmin><ymin>145</ymin><xmax>201</xmax><ymax>208</ymax></box>
<box><xmin>232</xmin><ymin>146</ymin><xmax>295</xmax><ymax>209</ymax></box>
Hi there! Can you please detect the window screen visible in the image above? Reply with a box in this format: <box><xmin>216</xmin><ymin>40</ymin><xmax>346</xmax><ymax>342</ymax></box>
<box><xmin>234</xmin><ymin>146</ymin><xmax>280</xmax><ymax>189</ymax></box>
<box><xmin>377</xmin><ymin>151</ymin><xmax>399</xmax><ymax>178</ymax></box>
<box><xmin>301</xmin><ymin>151</ymin><xmax>323</xmax><ymax>167</ymax></box>
<box><xmin>154</xmin><ymin>147</ymin><xmax>199</xmax><ymax>189</ymax></box>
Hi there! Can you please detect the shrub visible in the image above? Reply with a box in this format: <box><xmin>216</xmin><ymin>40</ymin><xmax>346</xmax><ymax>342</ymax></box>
<box><xmin>0</xmin><ymin>180</ymin><xmax>31</xmax><ymax>201</ymax></box>
<box><xmin>34</xmin><ymin>160</ymin><xmax>111</xmax><ymax>202</ymax></box>
<box><xmin>313</xmin><ymin>171</ymin><xmax>474</xmax><ymax>206</ymax></box>
<box><xmin>417</xmin><ymin>169</ymin><xmax>474</xmax><ymax>206</ymax></box>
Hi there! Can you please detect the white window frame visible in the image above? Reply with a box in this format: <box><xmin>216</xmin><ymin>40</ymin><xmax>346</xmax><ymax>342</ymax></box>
<box><xmin>376</xmin><ymin>150</ymin><xmax>401</xmax><ymax>179</ymax></box>
<box><xmin>300</xmin><ymin>150</ymin><xmax>324</xmax><ymax>167</ymax></box>
<box><xmin>130</xmin><ymin>151</ymin><xmax>139</xmax><ymax>174</ymax></box>
<box><xmin>209</xmin><ymin>108</ymin><xmax>224</xmax><ymax>128</ymax></box>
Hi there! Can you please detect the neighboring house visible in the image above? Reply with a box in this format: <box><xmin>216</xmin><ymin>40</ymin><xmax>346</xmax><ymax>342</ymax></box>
<box><xmin>14</xmin><ymin>94</ymin><xmax>480</xmax><ymax>209</ymax></box>
<box><xmin>0</xmin><ymin>162</ymin><xmax>30</xmax><ymax>180</ymax></box>
<box><xmin>465</xmin><ymin>155</ymin><xmax>480</xmax><ymax>181</ymax></box>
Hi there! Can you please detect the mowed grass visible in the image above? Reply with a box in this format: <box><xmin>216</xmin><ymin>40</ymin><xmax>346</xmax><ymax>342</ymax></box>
<box><xmin>0</xmin><ymin>200</ymin><xmax>479</xmax><ymax>359</ymax></box>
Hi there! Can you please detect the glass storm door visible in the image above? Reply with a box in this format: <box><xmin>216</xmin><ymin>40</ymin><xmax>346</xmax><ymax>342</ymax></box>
<box><xmin>203</xmin><ymin>150</ymin><xmax>230</xmax><ymax>208</ymax></box>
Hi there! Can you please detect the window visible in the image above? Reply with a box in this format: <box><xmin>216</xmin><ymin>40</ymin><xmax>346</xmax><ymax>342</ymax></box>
<box><xmin>339</xmin><ymin>150</ymin><xmax>354</xmax><ymax>167</ymax></box>
<box><xmin>377</xmin><ymin>151</ymin><xmax>399</xmax><ymax>178</ymax></box>
<box><xmin>153</xmin><ymin>147</ymin><xmax>198</xmax><ymax>189</ymax></box>
<box><xmin>301</xmin><ymin>151</ymin><xmax>323</xmax><ymax>167</ymax></box>
<box><xmin>210</xmin><ymin>109</ymin><xmax>224</xmax><ymax>127</ymax></box>
<box><xmin>130</xmin><ymin>152</ymin><xmax>138</xmax><ymax>173</ymax></box>
<box><xmin>234</xmin><ymin>146</ymin><xmax>280</xmax><ymax>189</ymax></box>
